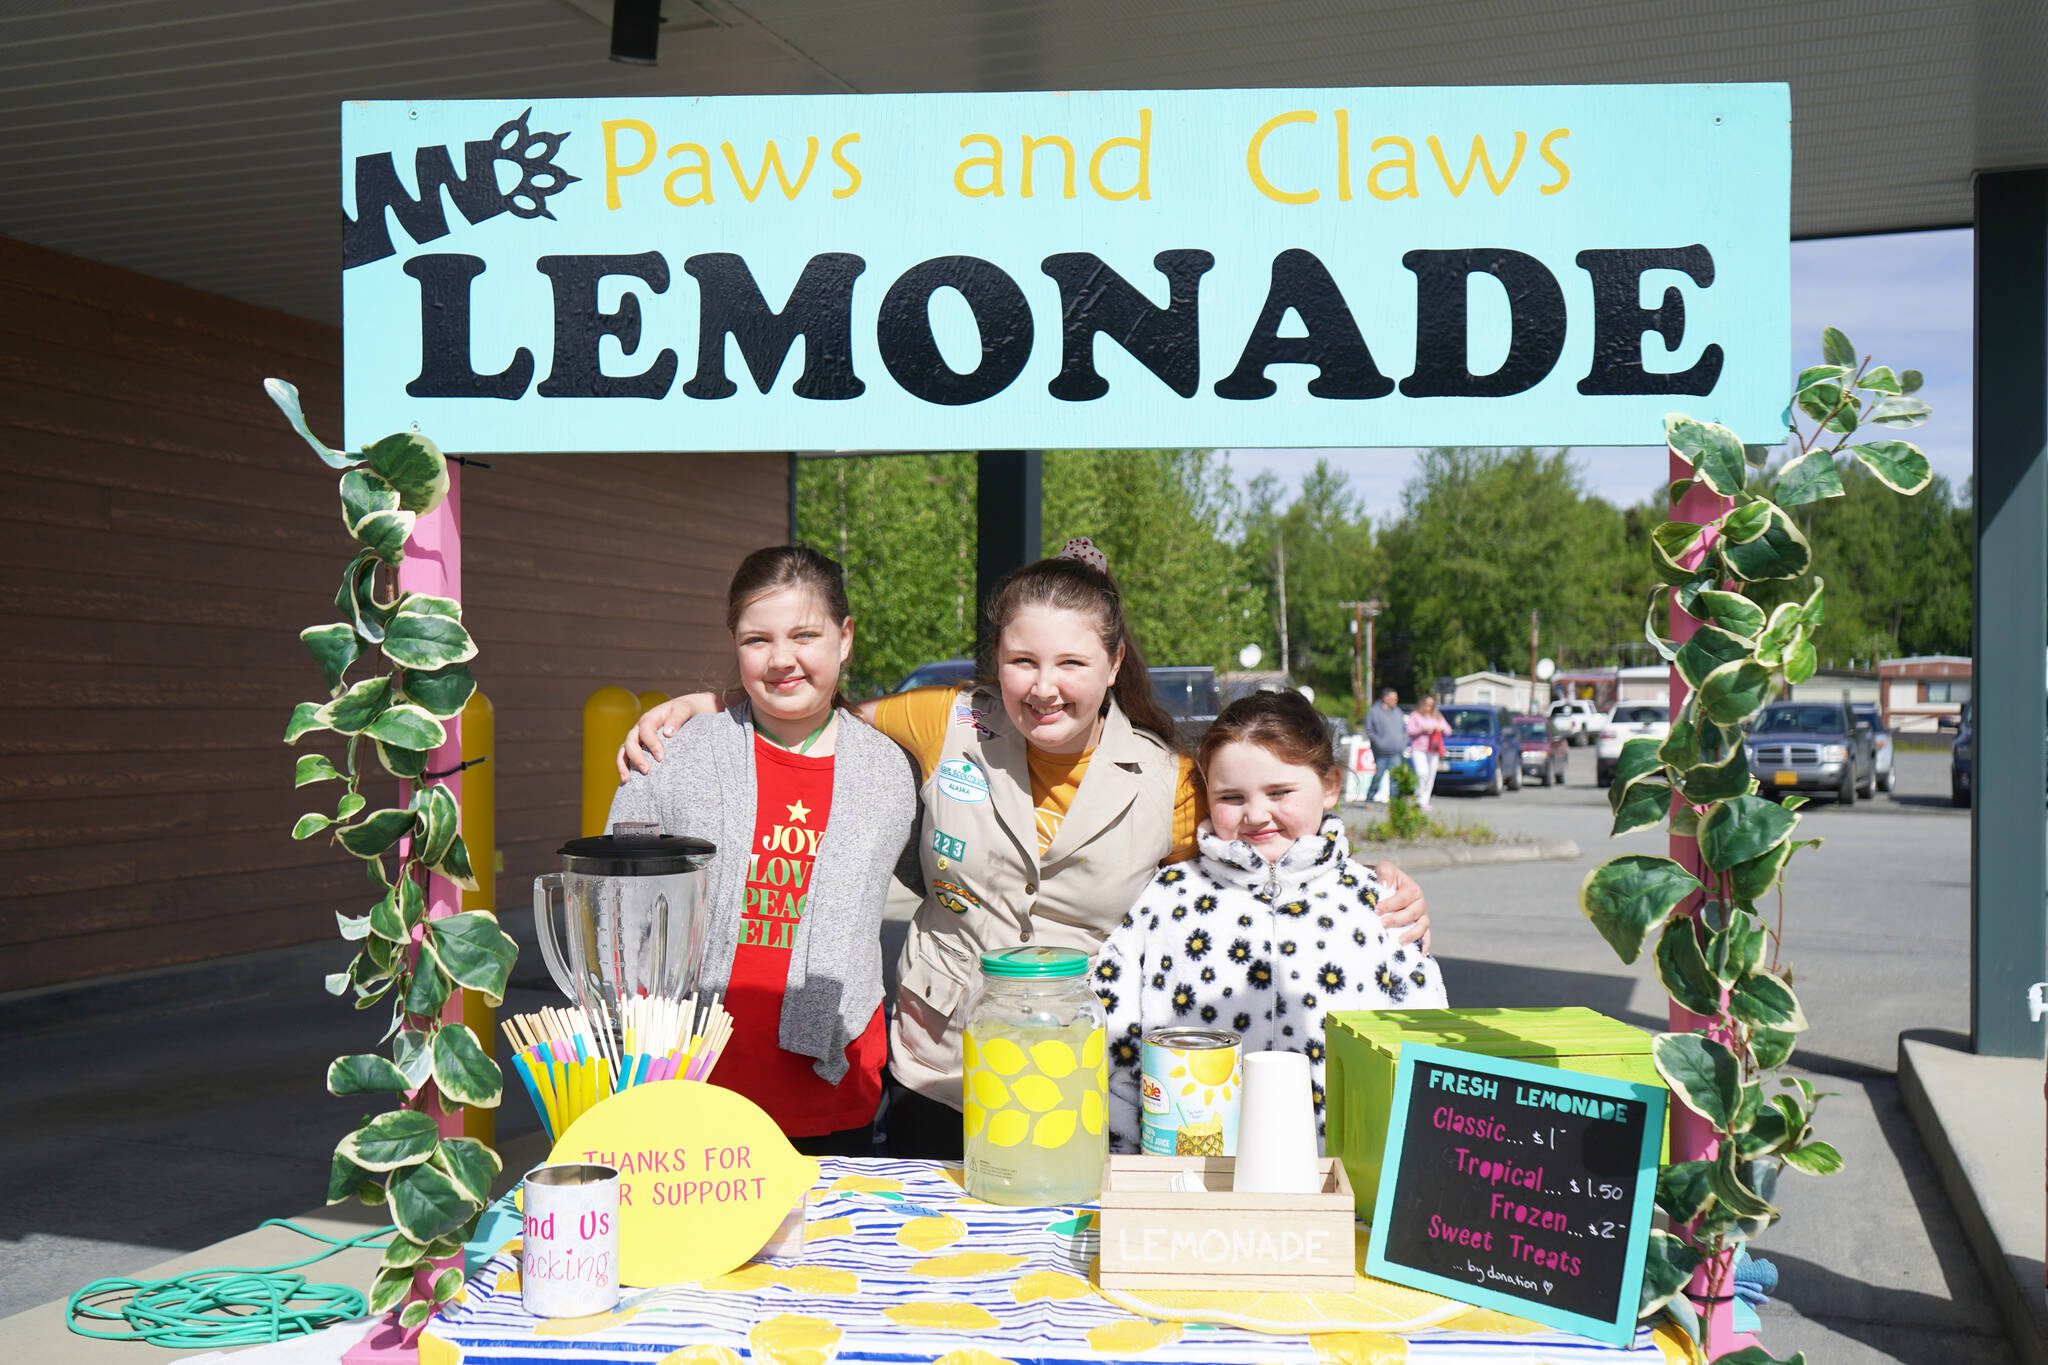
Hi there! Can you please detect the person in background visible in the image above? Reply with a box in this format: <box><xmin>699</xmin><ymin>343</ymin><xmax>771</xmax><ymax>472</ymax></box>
<box><xmin>1099</xmin><ymin>689</ymin><xmax>1447</xmax><ymax>1151</ymax></box>
<box><xmin>1363</xmin><ymin>687</ymin><xmax>1407</xmax><ymax>805</ymax></box>
<box><xmin>605</xmin><ymin>546</ymin><xmax>917</xmax><ymax>1156</ymax></box>
<box><xmin>1406</xmin><ymin>693</ymin><xmax>1450</xmax><ymax>810</ymax></box>
<box><xmin>619</xmin><ymin>538</ymin><xmax>1435</xmax><ymax>1160</ymax></box>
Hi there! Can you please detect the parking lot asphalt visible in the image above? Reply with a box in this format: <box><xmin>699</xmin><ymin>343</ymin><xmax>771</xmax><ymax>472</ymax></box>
<box><xmin>0</xmin><ymin>749</ymin><xmax>2025</xmax><ymax>1365</ymax></box>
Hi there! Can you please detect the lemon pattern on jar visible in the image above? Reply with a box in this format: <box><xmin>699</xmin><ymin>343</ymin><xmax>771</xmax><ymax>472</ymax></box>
<box><xmin>962</xmin><ymin>1019</ymin><xmax>1106</xmax><ymax>1203</ymax></box>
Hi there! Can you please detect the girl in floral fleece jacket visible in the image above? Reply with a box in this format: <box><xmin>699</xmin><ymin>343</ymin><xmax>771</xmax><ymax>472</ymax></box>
<box><xmin>1096</xmin><ymin>690</ymin><xmax>1448</xmax><ymax>1152</ymax></box>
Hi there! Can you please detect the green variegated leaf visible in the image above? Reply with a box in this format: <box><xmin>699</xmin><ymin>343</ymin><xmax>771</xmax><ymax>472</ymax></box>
<box><xmin>336</xmin><ymin>550</ymin><xmax>396</xmax><ymax>645</ymax></box>
<box><xmin>1579</xmin><ymin>855</ymin><xmax>1701</xmax><ymax>964</ymax></box>
<box><xmin>1710</xmin><ymin>1142</ymin><xmax>1778</xmax><ymax>1219</ymax></box>
<box><xmin>328</xmin><ymin>1053</ymin><xmax>410</xmax><ymax>1096</ymax></box>
<box><xmin>336</xmin><ymin>910</ymin><xmax>373</xmax><ymax>941</ymax></box>
<box><xmin>301</xmin><ymin>623</ymin><xmax>362</xmax><ymax>695</ymax></box>
<box><xmin>1675</xmin><ymin>625</ymin><xmax>1751</xmax><ymax>691</ymax></box>
<box><xmin>1655</xmin><ymin>921</ymin><xmax>1722</xmax><ymax>1016</ymax></box>
<box><xmin>1611</xmin><ymin>779</ymin><xmax>1672</xmax><ymax>837</ymax></box>
<box><xmin>1785</xmin><ymin>637</ymin><xmax>1818</xmax><ymax>685</ymax></box>
<box><xmin>353</xmin><ymin>508</ymin><xmax>417</xmax><ymax>566</ymax></box>
<box><xmin>431</xmin><ymin>1024</ymin><xmax>503</xmax><ymax>1108</ymax></box>
<box><xmin>1793</xmin><ymin>363</ymin><xmax>1850</xmax><ymax>396</ymax></box>
<box><xmin>1707</xmin><ymin>910</ymin><xmax>1768</xmax><ymax>983</ymax></box>
<box><xmin>1730</xmin><ymin>840</ymin><xmax>1794</xmax><ymax>900</ymax></box>
<box><xmin>388</xmin><ymin>1160</ymin><xmax>475</xmax><ymax>1245</ymax></box>
<box><xmin>1774</xmin><ymin>449</ymin><xmax>1845</xmax><ymax>507</ymax></box>
<box><xmin>1643</xmin><ymin>586</ymin><xmax>1679</xmax><ymax>663</ymax></box>
<box><xmin>1738</xmin><ymin>1108</ymin><xmax>1790</xmax><ymax>1158</ymax></box>
<box><xmin>265</xmin><ymin>378</ymin><xmax>356</xmax><ymax>469</ymax></box>
<box><xmin>1858</xmin><ymin>365</ymin><xmax>1904</xmax><ymax>394</ymax></box>
<box><xmin>1699</xmin><ymin>659</ymin><xmax>1774</xmax><ymax>726</ymax></box>
<box><xmin>368</xmin><ymin>1264</ymin><xmax>414</xmax><ymax>1315</ymax></box>
<box><xmin>1658</xmin><ymin>718</ymin><xmax>1699</xmax><ymax>770</ymax></box>
<box><xmin>416</xmin><ymin>784</ymin><xmax>460</xmax><ymax>868</ymax></box>
<box><xmin>1782</xmin><ymin>1140</ymin><xmax>1844</xmax><ymax>1175</ymax></box>
<box><xmin>397</xmin><ymin>593</ymin><xmax>462</xmax><ymax>620</ymax></box>
<box><xmin>432</xmin><ymin>831</ymin><xmax>481</xmax><ymax>894</ymax></box>
<box><xmin>340</xmin><ymin>469</ymin><xmax>402</xmax><ymax>533</ymax></box>
<box><xmin>337</xmin><ymin>792</ymin><xmax>366</xmax><ymax>822</ymax></box>
<box><xmin>1610</xmin><ymin>736</ymin><xmax>1667</xmax><ymax>800</ymax></box>
<box><xmin>317</xmin><ymin>676</ymin><xmax>392</xmax><ymax>736</ymax></box>
<box><xmin>325</xmin><ymin>970</ymin><xmax>352</xmax><ymax>997</ymax></box>
<box><xmin>393</xmin><ymin>1028</ymin><xmax>435</xmax><ymax>1087</ymax></box>
<box><xmin>1669</xmin><ymin>802</ymin><xmax>1700</xmax><ymax>839</ymax></box>
<box><xmin>1690</xmin><ymin>589</ymin><xmax>1766</xmax><ymax>639</ymax></box>
<box><xmin>1651</xmin><ymin>520</ymin><xmax>1708</xmax><ymax>585</ymax></box>
<box><xmin>369</xmin><ymin>888</ymin><xmax>407</xmax><ymax>943</ymax></box>
<box><xmin>432</xmin><ymin>1266</ymin><xmax>465</xmax><ymax>1302</ymax></box>
<box><xmin>1638</xmin><ymin>1229</ymin><xmax>1702</xmax><ymax>1318</ymax></box>
<box><xmin>1901</xmin><ymin>368</ymin><xmax>1924</xmax><ymax>394</ymax></box>
<box><xmin>363</xmin><ymin>433</ymin><xmax>452</xmax><ymax>516</ymax></box>
<box><xmin>1720</xmin><ymin>499</ymin><xmax>1773</xmax><ymax>544</ymax></box>
<box><xmin>337</xmin><ymin>807</ymin><xmax>416</xmax><ymax>858</ymax></box>
<box><xmin>1798</xmin><ymin>578</ymin><xmax>1826</xmax><ymax>628</ymax></box>
<box><xmin>1680</xmin><ymin>741</ymin><xmax>1752</xmax><ymax>803</ymax></box>
<box><xmin>385</xmin><ymin>603</ymin><xmax>478</xmax><ymax>671</ymax></box>
<box><xmin>366</xmin><ymin>703</ymin><xmax>448</xmax><ymax>752</ymax></box>
<box><xmin>1822</xmin><ymin>326</ymin><xmax>1855</xmax><ymax>367</ymax></box>
<box><xmin>1666</xmin><ymin>414</ymin><xmax>1746</xmax><ymax>495</ymax></box>
<box><xmin>292</xmin><ymin>813</ymin><xmax>333</xmax><ymax>840</ymax></box>
<box><xmin>1669</xmin><ymin>477</ymin><xmax>1694</xmax><ymax>505</ymax></box>
<box><xmin>423</xmin><ymin>911</ymin><xmax>517</xmax><ymax>1001</ymax></box>
<box><xmin>375</xmin><ymin>739</ymin><xmax>431</xmax><ymax>780</ymax></box>
<box><xmin>398</xmin><ymin>876</ymin><xmax>427</xmax><ymax>929</ymax></box>
<box><xmin>1730</xmin><ymin>971</ymin><xmax>1807</xmax><ymax>1031</ymax></box>
<box><xmin>1654</xmin><ymin>1161</ymin><xmax>1715</xmax><ymax>1225</ymax></box>
<box><xmin>1752</xmin><ymin>1027</ymin><xmax>1796</xmax><ymax>1069</ymax></box>
<box><xmin>284</xmin><ymin>702</ymin><xmax>328</xmax><ymax>744</ymax></box>
<box><xmin>295</xmin><ymin>753</ymin><xmax>342</xmax><ymax>787</ymax></box>
<box><xmin>398</xmin><ymin>1299</ymin><xmax>436</xmax><ymax>1331</ymax></box>
<box><xmin>1700</xmin><ymin>794</ymin><xmax>1799</xmax><ymax>871</ymax></box>
<box><xmin>434</xmin><ymin>1135</ymin><xmax>503</xmax><ymax>1205</ymax></box>
<box><xmin>1654</xmin><ymin>1032</ymin><xmax>1741</xmax><ymax>1128</ymax></box>
<box><xmin>381</xmin><ymin>1235</ymin><xmax>432</xmax><ymax>1269</ymax></box>
<box><xmin>1850</xmin><ymin>439</ymin><xmax>1933</xmax><ymax>494</ymax></box>
<box><xmin>405</xmin><ymin>958</ymin><xmax>452</xmax><ymax>1015</ymax></box>
<box><xmin>329</xmin><ymin>1149</ymin><xmax>375</xmax><ymax>1204</ymax></box>
<box><xmin>1797</xmin><ymin>381</ymin><xmax>1849</xmax><ymax>426</ymax></box>
<box><xmin>342</xmin><ymin>1110</ymin><xmax>439</xmax><ymax>1172</ymax></box>
<box><xmin>399</xmin><ymin>663</ymin><xmax>477</xmax><ymax>719</ymax></box>
<box><xmin>1867</xmin><ymin>396</ymin><xmax>1931</xmax><ymax>429</ymax></box>
<box><xmin>1723</xmin><ymin>507</ymin><xmax>1812</xmax><ymax>582</ymax></box>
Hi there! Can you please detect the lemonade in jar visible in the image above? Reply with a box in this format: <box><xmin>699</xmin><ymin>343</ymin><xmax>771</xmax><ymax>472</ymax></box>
<box><xmin>961</xmin><ymin>947</ymin><xmax>1107</xmax><ymax>1205</ymax></box>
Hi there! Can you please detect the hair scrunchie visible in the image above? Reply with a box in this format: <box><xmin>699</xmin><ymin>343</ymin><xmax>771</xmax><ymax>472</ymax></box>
<box><xmin>1057</xmin><ymin>536</ymin><xmax>1109</xmax><ymax>573</ymax></box>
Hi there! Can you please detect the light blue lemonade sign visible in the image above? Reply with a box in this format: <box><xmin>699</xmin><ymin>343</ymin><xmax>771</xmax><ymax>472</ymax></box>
<box><xmin>340</xmin><ymin>85</ymin><xmax>1788</xmax><ymax>452</ymax></box>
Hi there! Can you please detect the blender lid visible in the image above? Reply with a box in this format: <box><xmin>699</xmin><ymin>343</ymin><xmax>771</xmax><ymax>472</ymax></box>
<box><xmin>558</xmin><ymin>832</ymin><xmax>715</xmax><ymax>876</ymax></box>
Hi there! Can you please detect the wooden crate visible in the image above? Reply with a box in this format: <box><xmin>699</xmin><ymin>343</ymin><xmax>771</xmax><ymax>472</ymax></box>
<box><xmin>1096</xmin><ymin>1155</ymin><xmax>1357</xmax><ymax>1292</ymax></box>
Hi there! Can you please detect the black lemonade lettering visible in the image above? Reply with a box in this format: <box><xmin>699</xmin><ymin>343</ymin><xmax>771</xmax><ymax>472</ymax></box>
<box><xmin>535</xmin><ymin>251</ymin><xmax>679</xmax><ymax>399</ymax></box>
<box><xmin>1399</xmin><ymin>248</ymin><xmax>1566</xmax><ymax>398</ymax></box>
<box><xmin>403</xmin><ymin>255</ymin><xmax>536</xmax><ymax>399</ymax></box>
<box><xmin>1380</xmin><ymin>1059</ymin><xmax>1649</xmax><ymax>1325</ymax></box>
<box><xmin>683</xmin><ymin>252</ymin><xmax>867</xmax><ymax>400</ymax></box>
<box><xmin>1575</xmin><ymin>245</ymin><xmax>1724</xmax><ymax>396</ymax></box>
<box><xmin>1040</xmin><ymin>249</ymin><xmax>1215</xmax><ymax>400</ymax></box>
<box><xmin>1212</xmin><ymin>248</ymin><xmax>1394</xmax><ymax>400</ymax></box>
<box><xmin>875</xmin><ymin>255</ymin><xmax>1035</xmax><ymax>405</ymax></box>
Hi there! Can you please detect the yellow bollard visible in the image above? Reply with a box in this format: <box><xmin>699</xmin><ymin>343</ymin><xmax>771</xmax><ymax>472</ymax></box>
<box><xmin>582</xmin><ymin>686</ymin><xmax>641</xmax><ymax>836</ymax></box>
<box><xmin>637</xmin><ymin>689</ymin><xmax>669</xmax><ymax>717</ymax></box>
<box><xmin>458</xmin><ymin>687</ymin><xmax>497</xmax><ymax>1148</ymax></box>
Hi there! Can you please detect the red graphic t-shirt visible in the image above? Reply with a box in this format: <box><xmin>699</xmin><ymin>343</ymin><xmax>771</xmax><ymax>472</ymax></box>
<box><xmin>718</xmin><ymin>735</ymin><xmax>887</xmax><ymax>1137</ymax></box>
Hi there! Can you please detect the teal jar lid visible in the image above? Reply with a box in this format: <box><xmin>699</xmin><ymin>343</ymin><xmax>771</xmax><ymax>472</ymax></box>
<box><xmin>979</xmin><ymin>946</ymin><xmax>1090</xmax><ymax>979</ymax></box>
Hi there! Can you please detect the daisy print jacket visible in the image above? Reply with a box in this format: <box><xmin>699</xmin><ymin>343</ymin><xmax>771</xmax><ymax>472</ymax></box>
<box><xmin>1096</xmin><ymin>813</ymin><xmax>1448</xmax><ymax>1152</ymax></box>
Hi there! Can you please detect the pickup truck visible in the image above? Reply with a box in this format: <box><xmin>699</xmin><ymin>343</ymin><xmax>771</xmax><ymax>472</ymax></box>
<box><xmin>1548</xmin><ymin>699</ymin><xmax>1606</xmax><ymax>746</ymax></box>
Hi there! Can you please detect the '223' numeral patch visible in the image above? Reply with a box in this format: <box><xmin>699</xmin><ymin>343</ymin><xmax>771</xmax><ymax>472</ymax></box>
<box><xmin>932</xmin><ymin>831</ymin><xmax>967</xmax><ymax>861</ymax></box>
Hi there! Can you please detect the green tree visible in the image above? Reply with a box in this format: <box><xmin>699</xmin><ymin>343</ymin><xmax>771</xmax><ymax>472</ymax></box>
<box><xmin>1377</xmin><ymin>448</ymin><xmax>1645</xmax><ymax>695</ymax></box>
<box><xmin>1240</xmin><ymin>459</ymin><xmax>1377</xmax><ymax>704</ymax></box>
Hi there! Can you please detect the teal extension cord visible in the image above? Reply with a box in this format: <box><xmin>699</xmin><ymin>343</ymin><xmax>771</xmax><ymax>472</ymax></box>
<box><xmin>66</xmin><ymin>1219</ymin><xmax>396</xmax><ymax>1350</ymax></box>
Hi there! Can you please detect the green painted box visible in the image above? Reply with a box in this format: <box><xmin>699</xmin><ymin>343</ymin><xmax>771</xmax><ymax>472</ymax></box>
<box><xmin>1323</xmin><ymin>1007</ymin><xmax>1670</xmax><ymax>1219</ymax></box>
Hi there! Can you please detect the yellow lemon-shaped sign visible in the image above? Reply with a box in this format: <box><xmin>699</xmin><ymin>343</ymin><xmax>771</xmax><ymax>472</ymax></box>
<box><xmin>549</xmin><ymin>1080</ymin><xmax>819</xmax><ymax>1288</ymax></box>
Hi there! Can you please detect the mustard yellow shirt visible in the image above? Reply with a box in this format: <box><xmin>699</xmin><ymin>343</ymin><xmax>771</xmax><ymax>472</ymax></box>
<box><xmin>870</xmin><ymin>685</ymin><xmax>1202</xmax><ymax>863</ymax></box>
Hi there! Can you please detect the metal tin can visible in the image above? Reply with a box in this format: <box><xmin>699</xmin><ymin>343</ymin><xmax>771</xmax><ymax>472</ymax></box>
<box><xmin>1139</xmin><ymin>1028</ymin><xmax>1242</xmax><ymax>1156</ymax></box>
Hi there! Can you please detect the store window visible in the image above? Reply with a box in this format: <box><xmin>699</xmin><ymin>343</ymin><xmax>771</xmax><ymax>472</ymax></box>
<box><xmin>1925</xmin><ymin>680</ymin><xmax>1971</xmax><ymax>703</ymax></box>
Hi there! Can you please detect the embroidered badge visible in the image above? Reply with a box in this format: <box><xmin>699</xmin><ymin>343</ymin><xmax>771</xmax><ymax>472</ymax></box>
<box><xmin>950</xmin><ymin>698</ymin><xmax>994</xmax><ymax>739</ymax></box>
<box><xmin>932</xmin><ymin>830</ymin><xmax>968</xmax><ymax>861</ymax></box>
<box><xmin>936</xmin><ymin>758</ymin><xmax>990</xmax><ymax>803</ymax></box>
<box><xmin>933</xmin><ymin>880</ymin><xmax>982</xmax><ymax>916</ymax></box>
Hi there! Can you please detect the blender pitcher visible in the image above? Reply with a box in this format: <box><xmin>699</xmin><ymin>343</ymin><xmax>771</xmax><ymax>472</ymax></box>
<box><xmin>532</xmin><ymin>828</ymin><xmax>715</xmax><ymax>1039</ymax></box>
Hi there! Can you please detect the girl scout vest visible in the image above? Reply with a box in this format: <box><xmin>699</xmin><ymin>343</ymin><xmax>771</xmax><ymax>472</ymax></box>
<box><xmin>889</xmin><ymin>687</ymin><xmax>1178</xmax><ymax>1106</ymax></box>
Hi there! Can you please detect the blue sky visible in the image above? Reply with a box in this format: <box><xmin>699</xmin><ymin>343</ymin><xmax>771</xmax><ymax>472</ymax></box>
<box><xmin>1225</xmin><ymin>229</ymin><xmax>1974</xmax><ymax>524</ymax></box>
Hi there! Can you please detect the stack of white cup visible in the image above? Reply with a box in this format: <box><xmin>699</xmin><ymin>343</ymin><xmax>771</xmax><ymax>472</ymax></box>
<box><xmin>1231</xmin><ymin>1051</ymin><xmax>1322</xmax><ymax>1193</ymax></box>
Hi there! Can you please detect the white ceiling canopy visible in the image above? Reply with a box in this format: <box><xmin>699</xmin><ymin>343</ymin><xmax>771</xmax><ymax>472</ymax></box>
<box><xmin>2</xmin><ymin>0</ymin><xmax>2041</xmax><ymax>326</ymax></box>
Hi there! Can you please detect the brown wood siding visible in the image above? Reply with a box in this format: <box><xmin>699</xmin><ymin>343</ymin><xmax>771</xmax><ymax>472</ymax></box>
<box><xmin>0</xmin><ymin>235</ymin><xmax>786</xmax><ymax>992</ymax></box>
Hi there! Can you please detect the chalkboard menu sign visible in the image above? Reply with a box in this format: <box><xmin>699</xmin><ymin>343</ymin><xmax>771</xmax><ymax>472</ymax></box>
<box><xmin>1362</xmin><ymin>1043</ymin><xmax>1666</xmax><ymax>1345</ymax></box>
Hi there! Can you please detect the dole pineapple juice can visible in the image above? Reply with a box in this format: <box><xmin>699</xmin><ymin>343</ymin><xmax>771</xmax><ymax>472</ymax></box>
<box><xmin>1140</xmin><ymin>1028</ymin><xmax>1242</xmax><ymax>1156</ymax></box>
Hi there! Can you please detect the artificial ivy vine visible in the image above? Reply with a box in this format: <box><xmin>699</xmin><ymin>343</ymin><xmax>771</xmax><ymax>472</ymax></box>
<box><xmin>268</xmin><ymin>379</ymin><xmax>520</xmax><ymax>1331</ymax></box>
<box><xmin>1580</xmin><ymin>328</ymin><xmax>1934</xmax><ymax>1365</ymax></box>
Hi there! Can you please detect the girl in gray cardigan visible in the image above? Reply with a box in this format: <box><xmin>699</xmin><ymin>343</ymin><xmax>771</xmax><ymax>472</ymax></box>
<box><xmin>607</xmin><ymin>547</ymin><xmax>916</xmax><ymax>1156</ymax></box>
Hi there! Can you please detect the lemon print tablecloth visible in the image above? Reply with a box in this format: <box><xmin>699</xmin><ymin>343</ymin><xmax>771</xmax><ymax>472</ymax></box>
<box><xmin>422</xmin><ymin>1157</ymin><xmax>1689</xmax><ymax>1365</ymax></box>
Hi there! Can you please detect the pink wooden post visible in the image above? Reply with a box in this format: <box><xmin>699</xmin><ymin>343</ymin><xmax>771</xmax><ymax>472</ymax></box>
<box><xmin>346</xmin><ymin>463</ymin><xmax>463</xmax><ymax>1365</ymax></box>
<box><xmin>1665</xmin><ymin>449</ymin><xmax>1752</xmax><ymax>1353</ymax></box>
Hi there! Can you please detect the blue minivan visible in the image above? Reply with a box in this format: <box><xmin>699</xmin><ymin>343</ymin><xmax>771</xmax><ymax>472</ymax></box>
<box><xmin>1434</xmin><ymin>705</ymin><xmax>1521</xmax><ymax>795</ymax></box>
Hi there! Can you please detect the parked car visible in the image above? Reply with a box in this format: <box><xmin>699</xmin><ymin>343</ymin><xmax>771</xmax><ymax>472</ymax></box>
<box><xmin>1849</xmin><ymin>702</ymin><xmax>1894</xmax><ymax>793</ymax></box>
<box><xmin>1595</xmin><ymin>704</ymin><xmax>1672</xmax><ymax>786</ymax></box>
<box><xmin>1951</xmin><ymin>699</ymin><xmax>2048</xmax><ymax>807</ymax></box>
<box><xmin>1151</xmin><ymin>665</ymin><xmax>1221</xmax><ymax>748</ymax></box>
<box><xmin>1746</xmin><ymin>701</ymin><xmax>1876</xmax><ymax>804</ymax></box>
<box><xmin>1434</xmin><ymin>705</ymin><xmax>1520</xmax><ymax>795</ymax></box>
<box><xmin>891</xmin><ymin>657</ymin><xmax>976</xmax><ymax>693</ymax></box>
<box><xmin>1514</xmin><ymin>714</ymin><xmax>1570</xmax><ymax>786</ymax></box>
<box><xmin>1548</xmin><ymin>699</ymin><xmax>1606</xmax><ymax>747</ymax></box>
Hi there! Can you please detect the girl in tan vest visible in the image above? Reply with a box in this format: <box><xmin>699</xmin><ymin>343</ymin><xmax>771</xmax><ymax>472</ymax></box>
<box><xmin>619</xmin><ymin>539</ymin><xmax>1433</xmax><ymax>1159</ymax></box>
